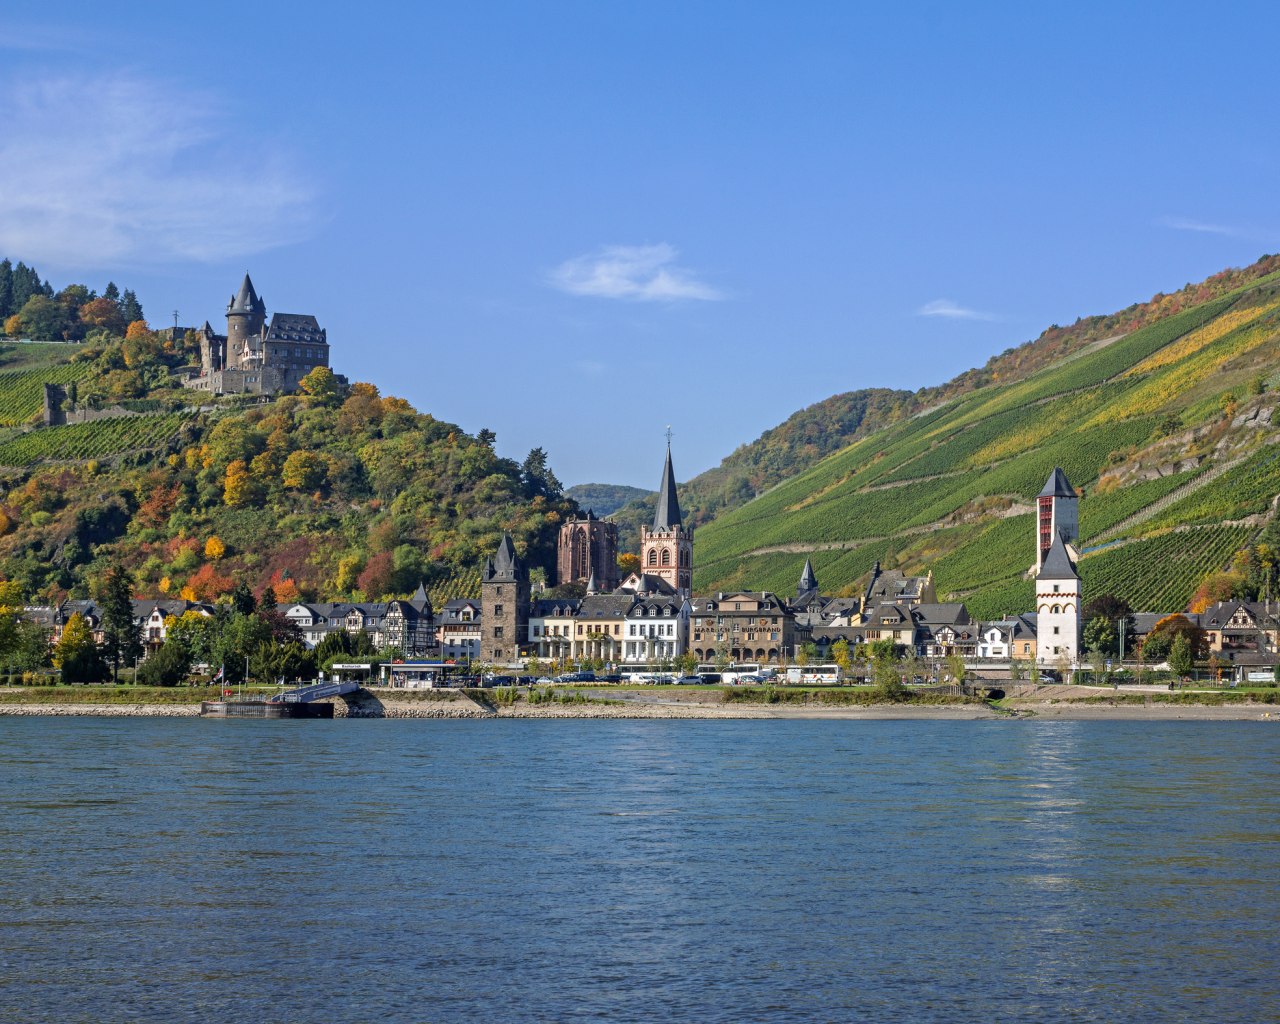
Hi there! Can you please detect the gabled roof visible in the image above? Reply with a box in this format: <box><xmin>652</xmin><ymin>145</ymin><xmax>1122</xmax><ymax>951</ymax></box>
<box><xmin>652</xmin><ymin>445</ymin><xmax>683</xmax><ymax>530</ymax></box>
<box><xmin>1038</xmin><ymin>467</ymin><xmax>1076</xmax><ymax>499</ymax></box>
<box><xmin>265</xmin><ymin>313</ymin><xmax>326</xmax><ymax>344</ymax></box>
<box><xmin>1036</xmin><ymin>533</ymin><xmax>1078</xmax><ymax>581</ymax></box>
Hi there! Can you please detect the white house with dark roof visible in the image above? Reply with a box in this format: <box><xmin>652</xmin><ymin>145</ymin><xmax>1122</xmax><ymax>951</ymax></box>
<box><xmin>624</xmin><ymin>595</ymin><xmax>689</xmax><ymax>664</ymax></box>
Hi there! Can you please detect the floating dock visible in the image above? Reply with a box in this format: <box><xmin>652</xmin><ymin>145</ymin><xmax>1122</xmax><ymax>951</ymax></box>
<box><xmin>199</xmin><ymin>700</ymin><xmax>334</xmax><ymax>719</ymax></box>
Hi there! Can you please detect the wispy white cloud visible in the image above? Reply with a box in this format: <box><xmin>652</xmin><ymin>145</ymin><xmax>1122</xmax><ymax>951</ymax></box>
<box><xmin>917</xmin><ymin>298</ymin><xmax>999</xmax><ymax>322</ymax></box>
<box><xmin>0</xmin><ymin>72</ymin><xmax>320</xmax><ymax>268</ymax></box>
<box><xmin>1157</xmin><ymin>215</ymin><xmax>1239</xmax><ymax>237</ymax></box>
<box><xmin>550</xmin><ymin>244</ymin><xmax>724</xmax><ymax>301</ymax></box>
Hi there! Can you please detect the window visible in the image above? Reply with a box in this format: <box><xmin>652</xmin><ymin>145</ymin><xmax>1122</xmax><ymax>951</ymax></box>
<box><xmin>661</xmin><ymin>549</ymin><xmax>671</xmax><ymax>566</ymax></box>
<box><xmin>1053</xmin><ymin>584</ymin><xmax>1060</xmax><ymax>593</ymax></box>
<box><xmin>493</xmin><ymin>626</ymin><xmax>503</xmax><ymax>638</ymax></box>
<box><xmin>647</xmin><ymin>549</ymin><xmax>657</xmax><ymax>566</ymax></box>
<box><xmin>494</xmin><ymin>604</ymin><xmax>503</xmax><ymax>616</ymax></box>
<box><xmin>1053</xmin><ymin>626</ymin><xmax>1060</xmax><ymax>635</ymax></box>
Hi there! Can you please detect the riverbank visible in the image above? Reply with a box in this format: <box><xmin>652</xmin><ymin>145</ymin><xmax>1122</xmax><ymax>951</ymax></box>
<box><xmin>0</xmin><ymin>699</ymin><xmax>1276</xmax><ymax>720</ymax></box>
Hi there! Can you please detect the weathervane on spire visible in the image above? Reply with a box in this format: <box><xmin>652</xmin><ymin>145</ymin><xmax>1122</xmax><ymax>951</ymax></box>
<box><xmin>665</xmin><ymin>425</ymin><xmax>674</xmax><ymax>447</ymax></box>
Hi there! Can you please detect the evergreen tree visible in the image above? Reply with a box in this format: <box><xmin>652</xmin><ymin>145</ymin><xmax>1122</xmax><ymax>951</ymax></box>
<box><xmin>103</xmin><ymin>281</ymin><xmax>120</xmax><ymax>306</ymax></box>
<box><xmin>99</xmin><ymin>563</ymin><xmax>142</xmax><ymax>684</ymax></box>
<box><xmin>260</xmin><ymin>585</ymin><xmax>278</xmax><ymax>611</ymax></box>
<box><xmin>231</xmin><ymin>580</ymin><xmax>257</xmax><ymax>615</ymax></box>
<box><xmin>0</xmin><ymin>259</ymin><xmax>11</xmax><ymax>319</ymax></box>
<box><xmin>120</xmin><ymin>288</ymin><xmax>144</xmax><ymax>324</ymax></box>
<box><xmin>9</xmin><ymin>262</ymin><xmax>45</xmax><ymax>312</ymax></box>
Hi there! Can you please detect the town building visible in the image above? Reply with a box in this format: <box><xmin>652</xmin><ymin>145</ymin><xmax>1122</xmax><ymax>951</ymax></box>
<box><xmin>183</xmin><ymin>273</ymin><xmax>333</xmax><ymax>396</ymax></box>
<box><xmin>437</xmin><ymin>599</ymin><xmax>482</xmax><ymax>662</ymax></box>
<box><xmin>863</xmin><ymin>563</ymin><xmax>937</xmax><ymax>610</ymax></box>
<box><xmin>557</xmin><ymin>511</ymin><xmax>619</xmax><ymax>590</ymax></box>
<box><xmin>689</xmin><ymin>592</ymin><xmax>804</xmax><ymax>664</ymax></box>
<box><xmin>977</xmin><ymin>616</ymin><xmax>1038</xmax><ymax>660</ymax></box>
<box><xmin>570</xmin><ymin>593</ymin><xmax>634</xmax><ymax>664</ymax></box>
<box><xmin>529</xmin><ymin>598</ymin><xmax>581</xmax><ymax>664</ymax></box>
<box><xmin>279</xmin><ymin>586</ymin><xmax>433</xmax><ymax>656</ymax></box>
<box><xmin>480</xmin><ymin>533</ymin><xmax>529</xmax><ymax>664</ymax></box>
<box><xmin>623</xmin><ymin>595</ymin><xmax>689</xmax><ymax>664</ymax></box>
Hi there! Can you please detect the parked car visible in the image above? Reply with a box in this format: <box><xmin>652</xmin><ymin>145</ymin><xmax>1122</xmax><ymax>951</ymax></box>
<box><xmin>673</xmin><ymin>675</ymin><xmax>702</xmax><ymax>685</ymax></box>
<box><xmin>699</xmin><ymin>672</ymin><xmax>722</xmax><ymax>684</ymax></box>
<box><xmin>536</xmin><ymin>676</ymin><xmax>555</xmax><ymax>685</ymax></box>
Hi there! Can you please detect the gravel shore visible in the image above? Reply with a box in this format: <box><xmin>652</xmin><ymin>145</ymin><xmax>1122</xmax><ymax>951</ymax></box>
<box><xmin>1</xmin><ymin>699</ymin><xmax>1276</xmax><ymax>720</ymax></box>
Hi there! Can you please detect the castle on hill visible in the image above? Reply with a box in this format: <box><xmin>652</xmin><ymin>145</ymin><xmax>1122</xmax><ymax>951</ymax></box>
<box><xmin>183</xmin><ymin>273</ymin><xmax>334</xmax><ymax>396</ymax></box>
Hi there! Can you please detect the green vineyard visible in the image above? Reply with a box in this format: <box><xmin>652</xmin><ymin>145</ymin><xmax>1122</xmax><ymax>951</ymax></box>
<box><xmin>0</xmin><ymin>362</ymin><xmax>96</xmax><ymax>427</ymax></box>
<box><xmin>0</xmin><ymin>413</ymin><xmax>189</xmax><ymax>467</ymax></box>
<box><xmin>693</xmin><ymin>267</ymin><xmax>1280</xmax><ymax>614</ymax></box>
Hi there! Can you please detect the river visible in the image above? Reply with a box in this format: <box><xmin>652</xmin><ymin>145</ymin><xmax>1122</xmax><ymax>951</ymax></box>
<box><xmin>0</xmin><ymin>718</ymin><xmax>1276</xmax><ymax>1023</ymax></box>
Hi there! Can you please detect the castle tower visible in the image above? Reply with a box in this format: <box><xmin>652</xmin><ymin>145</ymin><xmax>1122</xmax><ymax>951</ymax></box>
<box><xmin>480</xmin><ymin>533</ymin><xmax>529</xmax><ymax>665</ymax></box>
<box><xmin>1035</xmin><ymin>467</ymin><xmax>1079</xmax><ymax>574</ymax></box>
<box><xmin>796</xmin><ymin>558</ymin><xmax>819</xmax><ymax>604</ymax></box>
<box><xmin>556</xmin><ymin>510</ymin><xmax>619</xmax><ymax>590</ymax></box>
<box><xmin>225</xmin><ymin>273</ymin><xmax>266</xmax><ymax>369</ymax></box>
<box><xmin>1035</xmin><ymin>533</ymin><xmax>1081</xmax><ymax>668</ymax></box>
<box><xmin>639</xmin><ymin>443</ymin><xmax>693</xmax><ymax>597</ymax></box>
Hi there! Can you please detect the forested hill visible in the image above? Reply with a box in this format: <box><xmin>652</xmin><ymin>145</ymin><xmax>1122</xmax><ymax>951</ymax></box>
<box><xmin>692</xmin><ymin>255</ymin><xmax>1280</xmax><ymax>618</ymax></box>
<box><xmin>612</xmin><ymin>254</ymin><xmax>1280</xmax><ymax>552</ymax></box>
<box><xmin>0</xmin><ymin>271</ymin><xmax>579</xmax><ymax>604</ymax></box>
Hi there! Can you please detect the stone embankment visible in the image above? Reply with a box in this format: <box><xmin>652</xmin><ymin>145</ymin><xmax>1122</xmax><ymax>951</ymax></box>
<box><xmin>0</xmin><ymin>703</ymin><xmax>200</xmax><ymax>717</ymax></box>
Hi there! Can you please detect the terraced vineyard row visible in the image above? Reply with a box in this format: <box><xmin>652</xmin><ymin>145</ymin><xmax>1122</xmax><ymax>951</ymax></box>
<box><xmin>0</xmin><ymin>363</ymin><xmax>96</xmax><ymax>426</ymax></box>
<box><xmin>0</xmin><ymin>413</ymin><xmax>188</xmax><ymax>467</ymax></box>
<box><xmin>1147</xmin><ymin>443</ymin><xmax>1280</xmax><ymax>530</ymax></box>
<box><xmin>1080</xmin><ymin>525</ymin><xmax>1254</xmax><ymax>612</ymax></box>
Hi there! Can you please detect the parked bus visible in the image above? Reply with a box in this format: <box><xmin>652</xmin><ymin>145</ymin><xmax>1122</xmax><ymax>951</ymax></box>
<box><xmin>785</xmin><ymin>664</ymin><xmax>843</xmax><ymax>685</ymax></box>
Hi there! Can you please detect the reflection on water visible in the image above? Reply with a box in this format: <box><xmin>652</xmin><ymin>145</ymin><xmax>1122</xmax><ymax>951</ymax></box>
<box><xmin>0</xmin><ymin>718</ymin><xmax>1277</xmax><ymax>1023</ymax></box>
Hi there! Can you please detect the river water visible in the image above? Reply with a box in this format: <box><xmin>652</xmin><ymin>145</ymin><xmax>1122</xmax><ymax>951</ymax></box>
<box><xmin>0</xmin><ymin>718</ymin><xmax>1276</xmax><ymax>1023</ymax></box>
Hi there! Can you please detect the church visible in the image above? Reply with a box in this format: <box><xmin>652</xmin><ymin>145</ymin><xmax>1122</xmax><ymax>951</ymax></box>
<box><xmin>183</xmin><ymin>274</ymin><xmax>333</xmax><ymax>396</ymax></box>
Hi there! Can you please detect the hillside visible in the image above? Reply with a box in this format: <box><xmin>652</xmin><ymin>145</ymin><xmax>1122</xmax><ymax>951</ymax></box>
<box><xmin>692</xmin><ymin>257</ymin><xmax>1280</xmax><ymax>617</ymax></box>
<box><xmin>564</xmin><ymin>483</ymin><xmax>652</xmax><ymax>518</ymax></box>
<box><xmin>613</xmin><ymin>255</ymin><xmax>1280</xmax><ymax>546</ymax></box>
<box><xmin>0</xmin><ymin>332</ymin><xmax>578</xmax><ymax>606</ymax></box>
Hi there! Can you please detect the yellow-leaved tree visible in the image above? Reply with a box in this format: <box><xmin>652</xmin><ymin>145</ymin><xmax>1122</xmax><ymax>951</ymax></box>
<box><xmin>204</xmin><ymin>536</ymin><xmax>226</xmax><ymax>561</ymax></box>
<box><xmin>223</xmin><ymin>460</ymin><xmax>252</xmax><ymax>507</ymax></box>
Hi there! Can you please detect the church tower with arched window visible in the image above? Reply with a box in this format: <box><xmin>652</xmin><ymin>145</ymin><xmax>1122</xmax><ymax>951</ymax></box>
<box><xmin>640</xmin><ymin>443</ymin><xmax>693</xmax><ymax>598</ymax></box>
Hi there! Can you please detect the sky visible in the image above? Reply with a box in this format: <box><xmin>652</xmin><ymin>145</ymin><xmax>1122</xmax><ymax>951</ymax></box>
<box><xmin>1</xmin><ymin>2</ymin><xmax>1278</xmax><ymax>489</ymax></box>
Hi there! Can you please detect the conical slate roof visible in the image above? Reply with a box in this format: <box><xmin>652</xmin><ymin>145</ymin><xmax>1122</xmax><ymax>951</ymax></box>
<box><xmin>493</xmin><ymin>533</ymin><xmax>518</xmax><ymax>573</ymax></box>
<box><xmin>652</xmin><ymin>445</ymin><xmax>682</xmax><ymax>530</ymax></box>
<box><xmin>1038</xmin><ymin>468</ymin><xmax>1076</xmax><ymax>499</ymax></box>
<box><xmin>227</xmin><ymin>273</ymin><xmax>265</xmax><ymax>316</ymax></box>
<box><xmin>586</xmin><ymin>569</ymin><xmax>598</xmax><ymax>594</ymax></box>
<box><xmin>798</xmin><ymin>558</ymin><xmax>818</xmax><ymax>595</ymax></box>
<box><xmin>1037</xmin><ymin>533</ymin><xmax>1078</xmax><ymax>581</ymax></box>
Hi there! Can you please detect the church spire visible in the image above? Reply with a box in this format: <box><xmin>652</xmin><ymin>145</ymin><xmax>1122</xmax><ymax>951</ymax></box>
<box><xmin>798</xmin><ymin>558</ymin><xmax>818</xmax><ymax>599</ymax></box>
<box><xmin>652</xmin><ymin>441</ymin><xmax>682</xmax><ymax>531</ymax></box>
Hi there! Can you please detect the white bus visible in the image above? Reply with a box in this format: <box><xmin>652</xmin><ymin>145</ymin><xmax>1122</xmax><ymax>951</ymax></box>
<box><xmin>785</xmin><ymin>664</ymin><xmax>843</xmax><ymax>685</ymax></box>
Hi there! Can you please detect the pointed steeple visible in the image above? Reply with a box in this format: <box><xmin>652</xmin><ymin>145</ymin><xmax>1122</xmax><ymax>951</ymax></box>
<box><xmin>798</xmin><ymin>558</ymin><xmax>818</xmax><ymax>599</ymax></box>
<box><xmin>586</xmin><ymin>569</ymin><xmax>599</xmax><ymax>594</ymax></box>
<box><xmin>1038</xmin><ymin>468</ymin><xmax>1076</xmax><ymax>499</ymax></box>
<box><xmin>493</xmin><ymin>533</ymin><xmax>518</xmax><ymax>574</ymax></box>
<box><xmin>1037</xmin><ymin>533</ymin><xmax>1078</xmax><ymax>581</ymax></box>
<box><xmin>652</xmin><ymin>443</ymin><xmax>683</xmax><ymax>530</ymax></box>
<box><xmin>227</xmin><ymin>273</ymin><xmax>265</xmax><ymax>316</ymax></box>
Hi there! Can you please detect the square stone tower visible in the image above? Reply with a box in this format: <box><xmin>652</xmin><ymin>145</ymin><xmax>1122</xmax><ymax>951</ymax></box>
<box><xmin>481</xmin><ymin>533</ymin><xmax>529</xmax><ymax>665</ymax></box>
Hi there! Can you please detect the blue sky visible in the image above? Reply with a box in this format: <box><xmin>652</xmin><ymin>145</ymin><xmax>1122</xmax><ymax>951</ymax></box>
<box><xmin>1</xmin><ymin>2</ymin><xmax>1277</xmax><ymax>488</ymax></box>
